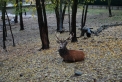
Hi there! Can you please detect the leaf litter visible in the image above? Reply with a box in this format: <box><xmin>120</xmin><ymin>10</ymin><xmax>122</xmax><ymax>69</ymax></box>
<box><xmin>0</xmin><ymin>10</ymin><xmax>122</xmax><ymax>82</ymax></box>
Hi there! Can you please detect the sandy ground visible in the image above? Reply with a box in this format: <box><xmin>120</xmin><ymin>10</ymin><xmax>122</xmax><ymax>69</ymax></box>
<box><xmin>0</xmin><ymin>9</ymin><xmax>122</xmax><ymax>82</ymax></box>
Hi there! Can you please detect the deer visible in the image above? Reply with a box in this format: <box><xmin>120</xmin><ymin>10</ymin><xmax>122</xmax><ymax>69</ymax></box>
<box><xmin>55</xmin><ymin>33</ymin><xmax>85</xmax><ymax>62</ymax></box>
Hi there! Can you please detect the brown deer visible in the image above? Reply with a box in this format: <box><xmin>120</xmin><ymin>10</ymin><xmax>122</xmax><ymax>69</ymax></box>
<box><xmin>55</xmin><ymin>33</ymin><xmax>85</xmax><ymax>62</ymax></box>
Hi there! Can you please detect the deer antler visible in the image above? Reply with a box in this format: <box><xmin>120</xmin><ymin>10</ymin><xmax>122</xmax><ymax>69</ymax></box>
<box><xmin>55</xmin><ymin>32</ymin><xmax>60</xmax><ymax>41</ymax></box>
<box><xmin>66</xmin><ymin>32</ymin><xmax>74</xmax><ymax>40</ymax></box>
<box><xmin>55</xmin><ymin>32</ymin><xmax>74</xmax><ymax>41</ymax></box>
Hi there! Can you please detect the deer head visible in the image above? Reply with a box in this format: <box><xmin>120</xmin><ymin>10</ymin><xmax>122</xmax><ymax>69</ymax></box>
<box><xmin>55</xmin><ymin>32</ymin><xmax>73</xmax><ymax>49</ymax></box>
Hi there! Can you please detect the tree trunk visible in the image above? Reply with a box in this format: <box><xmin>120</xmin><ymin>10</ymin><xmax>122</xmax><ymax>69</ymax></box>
<box><xmin>14</xmin><ymin>0</ymin><xmax>18</xmax><ymax>23</ymax></box>
<box><xmin>19</xmin><ymin>0</ymin><xmax>24</xmax><ymax>30</ymax></box>
<box><xmin>4</xmin><ymin>12</ymin><xmax>7</xmax><ymax>38</ymax></box>
<box><xmin>62</xmin><ymin>3</ymin><xmax>67</xmax><ymax>30</ymax></box>
<box><xmin>55</xmin><ymin>3</ymin><xmax>60</xmax><ymax>32</ymax></box>
<box><xmin>71</xmin><ymin>0</ymin><xmax>78</xmax><ymax>42</ymax></box>
<box><xmin>36</xmin><ymin>0</ymin><xmax>49</xmax><ymax>50</ymax></box>
<box><xmin>41</xmin><ymin>0</ymin><xmax>50</xmax><ymax>44</ymax></box>
<box><xmin>80</xmin><ymin>3</ymin><xmax>88</xmax><ymax>37</ymax></box>
<box><xmin>108</xmin><ymin>0</ymin><xmax>112</xmax><ymax>17</ymax></box>
<box><xmin>81</xmin><ymin>5</ymin><xmax>85</xmax><ymax>29</ymax></box>
<box><xmin>108</xmin><ymin>6</ymin><xmax>112</xmax><ymax>17</ymax></box>
<box><xmin>68</xmin><ymin>0</ymin><xmax>71</xmax><ymax>32</ymax></box>
<box><xmin>2</xmin><ymin>1</ymin><xmax>6</xmax><ymax>49</ymax></box>
<box><xmin>51</xmin><ymin>0</ymin><xmax>58</xmax><ymax>31</ymax></box>
<box><xmin>83</xmin><ymin>4</ymin><xmax>88</xmax><ymax>26</ymax></box>
<box><xmin>6</xmin><ymin>11</ymin><xmax>15</xmax><ymax>47</ymax></box>
<box><xmin>54</xmin><ymin>1</ymin><xmax>67</xmax><ymax>32</ymax></box>
<box><xmin>59</xmin><ymin>0</ymin><xmax>63</xmax><ymax>32</ymax></box>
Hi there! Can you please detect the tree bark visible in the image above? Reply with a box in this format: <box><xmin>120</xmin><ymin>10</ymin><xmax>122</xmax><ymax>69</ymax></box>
<box><xmin>19</xmin><ymin>0</ymin><xmax>24</xmax><ymax>30</ymax></box>
<box><xmin>108</xmin><ymin>0</ymin><xmax>112</xmax><ymax>17</ymax></box>
<box><xmin>36</xmin><ymin>0</ymin><xmax>49</xmax><ymax>50</ymax></box>
<box><xmin>68</xmin><ymin>0</ymin><xmax>71</xmax><ymax>32</ymax></box>
<box><xmin>41</xmin><ymin>0</ymin><xmax>50</xmax><ymax>44</ymax></box>
<box><xmin>81</xmin><ymin>5</ymin><xmax>85</xmax><ymax>29</ymax></box>
<box><xmin>108</xmin><ymin>6</ymin><xmax>112</xmax><ymax>17</ymax></box>
<box><xmin>54</xmin><ymin>1</ymin><xmax>67</xmax><ymax>32</ymax></box>
<box><xmin>14</xmin><ymin>0</ymin><xmax>18</xmax><ymax>23</ymax></box>
<box><xmin>6</xmin><ymin>11</ymin><xmax>15</xmax><ymax>47</ymax></box>
<box><xmin>71</xmin><ymin>0</ymin><xmax>78</xmax><ymax>42</ymax></box>
<box><xmin>83</xmin><ymin>4</ymin><xmax>88</xmax><ymax>26</ymax></box>
<box><xmin>2</xmin><ymin>1</ymin><xmax>6</xmax><ymax>49</ymax></box>
<box><xmin>80</xmin><ymin>3</ymin><xmax>88</xmax><ymax>37</ymax></box>
<box><xmin>59</xmin><ymin>0</ymin><xmax>63</xmax><ymax>32</ymax></box>
<box><xmin>62</xmin><ymin>3</ymin><xmax>67</xmax><ymax>29</ymax></box>
<box><xmin>54</xmin><ymin>2</ymin><xmax>60</xmax><ymax>32</ymax></box>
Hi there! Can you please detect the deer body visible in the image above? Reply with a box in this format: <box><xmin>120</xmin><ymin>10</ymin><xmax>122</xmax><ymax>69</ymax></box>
<box><xmin>58</xmin><ymin>48</ymin><xmax>85</xmax><ymax>62</ymax></box>
<box><xmin>56</xmin><ymin>33</ymin><xmax>85</xmax><ymax>62</ymax></box>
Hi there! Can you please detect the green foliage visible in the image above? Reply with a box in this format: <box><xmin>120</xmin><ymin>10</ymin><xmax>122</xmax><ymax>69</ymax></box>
<box><xmin>0</xmin><ymin>0</ymin><xmax>17</xmax><ymax>10</ymax></box>
<box><xmin>86</xmin><ymin>0</ymin><xmax>96</xmax><ymax>4</ymax></box>
<box><xmin>51</xmin><ymin>0</ymin><xmax>59</xmax><ymax>8</ymax></box>
<box><xmin>45</xmin><ymin>4</ymin><xmax>55</xmax><ymax>13</ymax></box>
<box><xmin>50</xmin><ymin>0</ymin><xmax>72</xmax><ymax>9</ymax></box>
<box><xmin>78</xmin><ymin>0</ymin><xmax>96</xmax><ymax>4</ymax></box>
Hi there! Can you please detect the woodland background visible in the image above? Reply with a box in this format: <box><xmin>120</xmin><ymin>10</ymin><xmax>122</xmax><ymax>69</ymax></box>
<box><xmin>0</xmin><ymin>0</ymin><xmax>122</xmax><ymax>82</ymax></box>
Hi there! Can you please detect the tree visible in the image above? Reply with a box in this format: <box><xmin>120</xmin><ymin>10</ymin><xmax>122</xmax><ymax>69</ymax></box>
<box><xmin>52</xmin><ymin>0</ymin><xmax>60</xmax><ymax>31</ymax></box>
<box><xmin>14</xmin><ymin>0</ymin><xmax>19</xmax><ymax>23</ymax></box>
<box><xmin>59</xmin><ymin>0</ymin><xmax>63</xmax><ymax>32</ymax></box>
<box><xmin>19</xmin><ymin>0</ymin><xmax>24</xmax><ymax>30</ymax></box>
<box><xmin>51</xmin><ymin>0</ymin><xmax>67</xmax><ymax>32</ymax></box>
<box><xmin>62</xmin><ymin>2</ymin><xmax>67</xmax><ymax>31</ymax></box>
<box><xmin>5</xmin><ymin>11</ymin><xmax>15</xmax><ymax>47</ymax></box>
<box><xmin>80</xmin><ymin>1</ymin><xmax>89</xmax><ymax>36</ymax></box>
<box><xmin>107</xmin><ymin>0</ymin><xmax>112</xmax><ymax>17</ymax></box>
<box><xmin>91</xmin><ymin>0</ymin><xmax>112</xmax><ymax>17</ymax></box>
<box><xmin>68</xmin><ymin>0</ymin><xmax>71</xmax><ymax>32</ymax></box>
<box><xmin>71</xmin><ymin>0</ymin><xmax>78</xmax><ymax>42</ymax></box>
<box><xmin>41</xmin><ymin>0</ymin><xmax>49</xmax><ymax>44</ymax></box>
<box><xmin>35</xmin><ymin>0</ymin><xmax>49</xmax><ymax>50</ymax></box>
<box><xmin>2</xmin><ymin>1</ymin><xmax>6</xmax><ymax>50</ymax></box>
<box><xmin>0</xmin><ymin>0</ymin><xmax>15</xmax><ymax>50</ymax></box>
<box><xmin>80</xmin><ymin>0</ymin><xmax>95</xmax><ymax>37</ymax></box>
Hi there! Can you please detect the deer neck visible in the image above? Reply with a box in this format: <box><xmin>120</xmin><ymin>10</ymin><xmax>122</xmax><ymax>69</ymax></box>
<box><xmin>58</xmin><ymin>47</ymin><xmax>69</xmax><ymax>56</ymax></box>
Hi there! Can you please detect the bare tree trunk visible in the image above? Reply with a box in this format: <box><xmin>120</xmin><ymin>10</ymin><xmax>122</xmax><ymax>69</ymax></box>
<box><xmin>80</xmin><ymin>5</ymin><xmax>85</xmax><ymax>36</ymax></box>
<box><xmin>19</xmin><ymin>0</ymin><xmax>24</xmax><ymax>30</ymax></box>
<box><xmin>2</xmin><ymin>1</ymin><xmax>6</xmax><ymax>50</ymax></box>
<box><xmin>54</xmin><ymin>0</ymin><xmax>67</xmax><ymax>32</ymax></box>
<box><xmin>83</xmin><ymin>4</ymin><xmax>88</xmax><ymax>26</ymax></box>
<box><xmin>4</xmin><ymin>12</ymin><xmax>7</xmax><ymax>38</ymax></box>
<box><xmin>55</xmin><ymin>4</ymin><xmax>60</xmax><ymax>32</ymax></box>
<box><xmin>71</xmin><ymin>0</ymin><xmax>78</xmax><ymax>42</ymax></box>
<box><xmin>6</xmin><ymin>11</ymin><xmax>15</xmax><ymax>47</ymax></box>
<box><xmin>68</xmin><ymin>0</ymin><xmax>71</xmax><ymax>32</ymax></box>
<box><xmin>14</xmin><ymin>0</ymin><xmax>18</xmax><ymax>23</ymax></box>
<box><xmin>62</xmin><ymin>3</ymin><xmax>67</xmax><ymax>30</ymax></box>
<box><xmin>80</xmin><ymin>3</ymin><xmax>88</xmax><ymax>37</ymax></box>
<box><xmin>41</xmin><ymin>0</ymin><xmax>50</xmax><ymax>44</ymax></box>
<box><xmin>81</xmin><ymin>5</ymin><xmax>85</xmax><ymax>29</ymax></box>
<box><xmin>108</xmin><ymin>6</ymin><xmax>112</xmax><ymax>17</ymax></box>
<box><xmin>108</xmin><ymin>0</ymin><xmax>112</xmax><ymax>17</ymax></box>
<box><xmin>36</xmin><ymin>0</ymin><xmax>49</xmax><ymax>50</ymax></box>
<box><xmin>59</xmin><ymin>0</ymin><xmax>63</xmax><ymax>32</ymax></box>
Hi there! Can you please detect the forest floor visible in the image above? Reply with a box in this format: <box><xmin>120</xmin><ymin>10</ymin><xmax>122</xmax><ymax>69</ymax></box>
<box><xmin>0</xmin><ymin>9</ymin><xmax>122</xmax><ymax>82</ymax></box>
